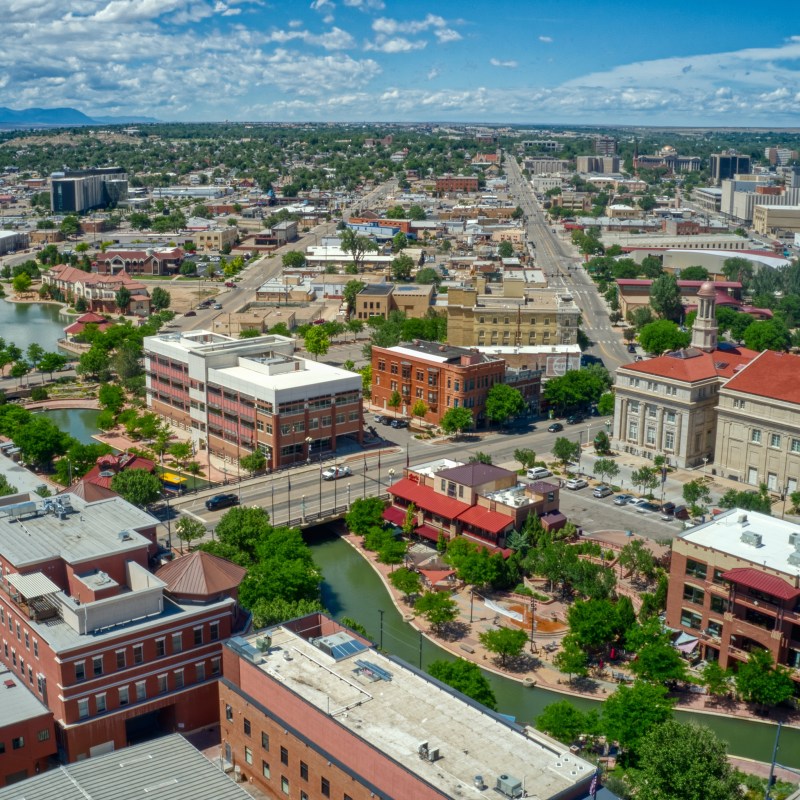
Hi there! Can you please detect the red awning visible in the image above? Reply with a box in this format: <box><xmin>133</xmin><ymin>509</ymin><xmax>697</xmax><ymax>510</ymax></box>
<box><xmin>457</xmin><ymin>505</ymin><xmax>515</xmax><ymax>535</ymax></box>
<box><xmin>722</xmin><ymin>568</ymin><xmax>800</xmax><ymax>601</ymax></box>
<box><xmin>461</xmin><ymin>533</ymin><xmax>513</xmax><ymax>559</ymax></box>
<box><xmin>382</xmin><ymin>506</ymin><xmax>407</xmax><ymax>526</ymax></box>
<box><xmin>415</xmin><ymin>525</ymin><xmax>441</xmax><ymax>542</ymax></box>
<box><xmin>389</xmin><ymin>477</ymin><xmax>470</xmax><ymax>519</ymax></box>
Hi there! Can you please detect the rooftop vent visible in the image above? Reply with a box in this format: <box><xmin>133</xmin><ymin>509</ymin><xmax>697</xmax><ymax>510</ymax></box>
<box><xmin>789</xmin><ymin>532</ymin><xmax>800</xmax><ymax>548</ymax></box>
<box><xmin>118</xmin><ymin>530</ymin><xmax>133</xmax><ymax>542</ymax></box>
<box><xmin>740</xmin><ymin>530</ymin><xmax>763</xmax><ymax>548</ymax></box>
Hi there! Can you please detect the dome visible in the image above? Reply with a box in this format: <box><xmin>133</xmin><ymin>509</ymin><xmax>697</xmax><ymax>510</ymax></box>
<box><xmin>697</xmin><ymin>281</ymin><xmax>716</xmax><ymax>298</ymax></box>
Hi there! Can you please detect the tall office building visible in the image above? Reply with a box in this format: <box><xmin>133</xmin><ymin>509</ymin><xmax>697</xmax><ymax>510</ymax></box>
<box><xmin>50</xmin><ymin>168</ymin><xmax>128</xmax><ymax>213</ymax></box>
<box><xmin>594</xmin><ymin>136</ymin><xmax>617</xmax><ymax>155</ymax></box>
<box><xmin>710</xmin><ymin>153</ymin><xmax>751</xmax><ymax>185</ymax></box>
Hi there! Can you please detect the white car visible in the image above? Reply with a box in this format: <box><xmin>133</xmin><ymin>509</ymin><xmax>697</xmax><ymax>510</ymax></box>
<box><xmin>321</xmin><ymin>465</ymin><xmax>352</xmax><ymax>481</ymax></box>
<box><xmin>565</xmin><ymin>478</ymin><xmax>588</xmax><ymax>490</ymax></box>
<box><xmin>526</xmin><ymin>467</ymin><xmax>552</xmax><ymax>480</ymax></box>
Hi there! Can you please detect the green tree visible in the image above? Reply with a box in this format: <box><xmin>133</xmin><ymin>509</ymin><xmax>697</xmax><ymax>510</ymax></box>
<box><xmin>304</xmin><ymin>326</ymin><xmax>330</xmax><ymax>360</ymax></box>
<box><xmin>415</xmin><ymin>591</ymin><xmax>459</xmax><ymax>634</ymax></box>
<box><xmin>485</xmin><ymin>383</ymin><xmax>526</xmax><ymax>425</ymax></box>
<box><xmin>629</xmin><ymin>640</ymin><xmax>687</xmax><ymax>683</ymax></box>
<box><xmin>536</xmin><ymin>701</ymin><xmax>595</xmax><ymax>744</ymax></box>
<box><xmin>628</xmin><ymin>305</ymin><xmax>655</xmax><ymax>330</ymax></box>
<box><xmin>38</xmin><ymin>351</ymin><xmax>69</xmax><ymax>379</ymax></box>
<box><xmin>593</xmin><ymin>458</ymin><xmax>619</xmax><ymax>484</ymax></box>
<box><xmin>342</xmin><ymin>279</ymin><xmax>366</xmax><ymax>312</ymax></box>
<box><xmin>627</xmin><ymin>720</ymin><xmax>744</xmax><ymax>800</ymax></box>
<box><xmin>240</xmin><ymin>450</ymin><xmax>267</xmax><ymax>475</ymax></box>
<box><xmin>0</xmin><ymin>474</ymin><xmax>19</xmax><ymax>497</ymax></box>
<box><xmin>391</xmin><ymin>253</ymin><xmax>414</xmax><ymax>282</ymax></box>
<box><xmin>408</xmin><ymin>204</ymin><xmax>426</xmax><ymax>221</ymax></box>
<box><xmin>167</xmin><ymin>440</ymin><xmax>192</xmax><ymax>468</ymax></box>
<box><xmin>552</xmin><ymin>437</ymin><xmax>580</xmax><ymax>469</ymax></box>
<box><xmin>175</xmin><ymin>516</ymin><xmax>206</xmax><ymax>553</ymax></box>
<box><xmin>391</xmin><ymin>231</ymin><xmax>408</xmax><ymax>253</ymax></box>
<box><xmin>54</xmin><ymin>441</ymin><xmax>112</xmax><ymax>485</ymax></box>
<box><xmin>566</xmin><ymin>599</ymin><xmax>619</xmax><ymax>654</ymax></box>
<box><xmin>427</xmin><ymin>659</ymin><xmax>497</xmax><ymax>710</ymax></box>
<box><xmin>553</xmin><ymin>637</ymin><xmax>589</xmax><ymax>681</ymax></box>
<box><xmin>680</xmin><ymin>265</ymin><xmax>710</xmax><ymax>281</ymax></box>
<box><xmin>115</xmin><ymin>286</ymin><xmax>131</xmax><ymax>314</ymax></box>
<box><xmin>514</xmin><ymin>448</ymin><xmax>537</xmax><ymax>470</ymax></box>
<box><xmin>12</xmin><ymin>416</ymin><xmax>69</xmax><ymax>469</ymax></box>
<box><xmin>734</xmin><ymin>648</ymin><xmax>795</xmax><ymax>708</ymax></box>
<box><xmin>339</xmin><ymin>228</ymin><xmax>378</xmax><ymax>273</ymax></box>
<box><xmin>345</xmin><ymin>318</ymin><xmax>364</xmax><ymax>341</ymax></box>
<box><xmin>12</xmin><ymin>273</ymin><xmax>32</xmax><ymax>294</ymax></box>
<box><xmin>638</xmin><ymin>320</ymin><xmax>690</xmax><ymax>355</ymax></box>
<box><xmin>742</xmin><ymin>319</ymin><xmax>791</xmax><ymax>352</ymax></box>
<box><xmin>543</xmin><ymin>365</ymin><xmax>611</xmax><ymax>413</ymax></box>
<box><xmin>722</xmin><ymin>256</ymin><xmax>754</xmax><ymax>290</ymax></box>
<box><xmin>251</xmin><ymin>597</ymin><xmax>324</xmax><ymax>629</ymax></box>
<box><xmin>388</xmin><ymin>389</ymin><xmax>402</xmax><ymax>413</ymax></box>
<box><xmin>281</xmin><ymin>250</ymin><xmax>306</xmax><ymax>269</ymax></box>
<box><xmin>389</xmin><ymin>567</ymin><xmax>422</xmax><ymax>601</ymax></box>
<box><xmin>593</xmin><ymin>429</ymin><xmax>611</xmax><ymax>455</ymax></box>
<box><xmin>411</xmin><ymin>399</ymin><xmax>428</xmax><ymax>425</ymax></box>
<box><xmin>440</xmin><ymin>406</ymin><xmax>473</xmax><ymax>437</ymax></box>
<box><xmin>110</xmin><ymin>468</ymin><xmax>163</xmax><ymax>507</ymax></box>
<box><xmin>60</xmin><ymin>215</ymin><xmax>80</xmax><ymax>238</ymax></box>
<box><xmin>701</xmin><ymin>662</ymin><xmax>733</xmax><ymax>698</ymax></box>
<box><xmin>98</xmin><ymin>383</ymin><xmax>126</xmax><ymax>414</ymax></box>
<box><xmin>631</xmin><ymin>465</ymin><xmax>659</xmax><ymax>496</ymax></box>
<box><xmin>602</xmin><ymin>681</ymin><xmax>675</xmax><ymax>756</ymax></box>
<box><xmin>345</xmin><ymin>497</ymin><xmax>386</xmax><ymax>536</ymax></box>
<box><xmin>497</xmin><ymin>240</ymin><xmax>514</xmax><ymax>258</ymax></box>
<box><xmin>150</xmin><ymin>286</ymin><xmax>171</xmax><ymax>311</ymax></box>
<box><xmin>415</xmin><ymin>267</ymin><xmax>440</xmax><ymax>285</ymax></box>
<box><xmin>719</xmin><ymin>484</ymin><xmax>772</xmax><ymax>514</ymax></box>
<box><xmin>618</xmin><ymin>539</ymin><xmax>656</xmax><ymax>582</ymax></box>
<box><xmin>478</xmin><ymin>627</ymin><xmax>528</xmax><ymax>667</ymax></box>
<box><xmin>597</xmin><ymin>392</ymin><xmax>614</xmax><ymax>416</ymax></box>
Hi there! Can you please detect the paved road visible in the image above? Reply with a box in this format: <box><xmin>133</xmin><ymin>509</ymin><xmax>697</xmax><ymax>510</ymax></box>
<box><xmin>504</xmin><ymin>156</ymin><xmax>630</xmax><ymax>373</ymax></box>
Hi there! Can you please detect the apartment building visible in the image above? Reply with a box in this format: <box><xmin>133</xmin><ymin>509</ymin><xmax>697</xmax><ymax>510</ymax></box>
<box><xmin>666</xmin><ymin>509</ymin><xmax>800</xmax><ymax>679</ymax></box>
<box><xmin>435</xmin><ymin>176</ymin><xmax>479</xmax><ymax>193</ymax></box>
<box><xmin>190</xmin><ymin>226</ymin><xmax>238</xmax><ymax>252</ymax></box>
<box><xmin>386</xmin><ymin>459</ymin><xmax>562</xmax><ymax>551</ymax></box>
<box><xmin>0</xmin><ymin>474</ymin><xmax>246</xmax><ymax>762</ymax></box>
<box><xmin>524</xmin><ymin>158</ymin><xmax>571</xmax><ymax>175</ymax></box>
<box><xmin>612</xmin><ymin>283</ymin><xmax>757</xmax><ymax>468</ymax></box>
<box><xmin>144</xmin><ymin>331</ymin><xmax>362</xmax><ymax>468</ymax></box>
<box><xmin>714</xmin><ymin>351</ymin><xmax>800</xmax><ymax>492</ymax></box>
<box><xmin>594</xmin><ymin>136</ymin><xmax>617</xmax><ymax>155</ymax></box>
<box><xmin>445</xmin><ymin>280</ymin><xmax>580</xmax><ymax>349</ymax></box>
<box><xmin>95</xmin><ymin>247</ymin><xmax>184</xmax><ymax>276</ymax></box>
<box><xmin>42</xmin><ymin>265</ymin><xmax>151</xmax><ymax>315</ymax></box>
<box><xmin>354</xmin><ymin>282</ymin><xmax>434</xmax><ymax>321</ymax></box>
<box><xmin>219</xmin><ymin>613</ymin><xmax>595</xmax><ymax>800</ymax></box>
<box><xmin>50</xmin><ymin>168</ymin><xmax>128</xmax><ymax>214</ymax></box>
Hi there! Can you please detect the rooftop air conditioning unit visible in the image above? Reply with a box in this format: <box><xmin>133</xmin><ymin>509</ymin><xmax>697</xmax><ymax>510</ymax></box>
<box><xmin>495</xmin><ymin>774</ymin><xmax>523</xmax><ymax>798</ymax></box>
<box><xmin>740</xmin><ymin>531</ymin><xmax>763</xmax><ymax>548</ymax></box>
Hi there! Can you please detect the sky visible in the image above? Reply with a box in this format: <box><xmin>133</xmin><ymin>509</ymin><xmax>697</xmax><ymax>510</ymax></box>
<box><xmin>3</xmin><ymin>0</ymin><xmax>800</xmax><ymax>125</ymax></box>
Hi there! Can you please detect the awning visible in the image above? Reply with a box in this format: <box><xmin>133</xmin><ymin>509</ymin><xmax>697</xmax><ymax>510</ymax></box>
<box><xmin>461</xmin><ymin>534</ymin><xmax>513</xmax><ymax>559</ymax></box>
<box><xmin>6</xmin><ymin>572</ymin><xmax>60</xmax><ymax>598</ymax></box>
<box><xmin>415</xmin><ymin>525</ymin><xmax>441</xmax><ymax>542</ymax></box>
<box><xmin>676</xmin><ymin>638</ymin><xmax>699</xmax><ymax>654</ymax></box>
<box><xmin>420</xmin><ymin>569</ymin><xmax>456</xmax><ymax>586</ymax></box>
<box><xmin>721</xmin><ymin>568</ymin><xmax>800</xmax><ymax>601</ymax></box>
<box><xmin>382</xmin><ymin>506</ymin><xmax>407</xmax><ymax>526</ymax></box>
<box><xmin>457</xmin><ymin>504</ymin><xmax>515</xmax><ymax>535</ymax></box>
<box><xmin>389</xmin><ymin>477</ymin><xmax>470</xmax><ymax>519</ymax></box>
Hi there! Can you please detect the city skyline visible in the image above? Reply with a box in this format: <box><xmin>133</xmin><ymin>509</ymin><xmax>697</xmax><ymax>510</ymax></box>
<box><xmin>3</xmin><ymin>1</ymin><xmax>800</xmax><ymax>125</ymax></box>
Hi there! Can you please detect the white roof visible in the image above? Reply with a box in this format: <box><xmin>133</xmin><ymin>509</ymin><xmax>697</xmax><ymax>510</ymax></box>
<box><xmin>0</xmin><ymin>668</ymin><xmax>51</xmax><ymax>727</ymax></box>
<box><xmin>6</xmin><ymin>571</ymin><xmax>60</xmax><ymax>597</ymax></box>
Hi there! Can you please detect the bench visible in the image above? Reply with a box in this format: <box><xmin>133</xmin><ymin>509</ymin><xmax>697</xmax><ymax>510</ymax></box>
<box><xmin>459</xmin><ymin>644</ymin><xmax>475</xmax><ymax>654</ymax></box>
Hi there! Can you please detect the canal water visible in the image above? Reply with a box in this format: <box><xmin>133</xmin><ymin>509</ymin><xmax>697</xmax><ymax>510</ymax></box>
<box><xmin>40</xmin><ymin>408</ymin><xmax>102</xmax><ymax>444</ymax></box>
<box><xmin>307</xmin><ymin>528</ymin><xmax>800</xmax><ymax>767</ymax></box>
<box><xmin>0</xmin><ymin>299</ymin><xmax>66</xmax><ymax>352</ymax></box>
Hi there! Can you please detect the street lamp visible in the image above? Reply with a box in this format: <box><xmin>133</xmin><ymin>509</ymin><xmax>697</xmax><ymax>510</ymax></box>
<box><xmin>305</xmin><ymin>436</ymin><xmax>313</xmax><ymax>465</ymax></box>
<box><xmin>347</xmin><ymin>483</ymin><xmax>351</xmax><ymax>509</ymax></box>
<box><xmin>388</xmin><ymin>468</ymin><xmax>395</xmax><ymax>493</ymax></box>
<box><xmin>702</xmin><ymin>456</ymin><xmax>709</xmax><ymax>481</ymax></box>
<box><xmin>162</xmin><ymin>491</ymin><xmax>173</xmax><ymax>552</ymax></box>
<box><xmin>318</xmin><ymin>455</ymin><xmax>323</xmax><ymax>516</ymax></box>
<box><xmin>529</xmin><ymin>595</ymin><xmax>537</xmax><ymax>653</ymax></box>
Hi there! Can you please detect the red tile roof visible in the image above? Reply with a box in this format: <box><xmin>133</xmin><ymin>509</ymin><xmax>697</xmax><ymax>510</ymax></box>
<box><xmin>457</xmin><ymin>504</ymin><xmax>515</xmax><ymax>535</ymax></box>
<box><xmin>620</xmin><ymin>344</ymin><xmax>757</xmax><ymax>383</ymax></box>
<box><xmin>388</xmin><ymin>478</ymin><xmax>470</xmax><ymax>519</ymax></box>
<box><xmin>721</xmin><ymin>350</ymin><xmax>800</xmax><ymax>405</ymax></box>
<box><xmin>49</xmin><ymin>264</ymin><xmax>148</xmax><ymax>291</ymax></box>
<box><xmin>155</xmin><ymin>550</ymin><xmax>246</xmax><ymax>597</ymax></box>
<box><xmin>382</xmin><ymin>506</ymin><xmax>407</xmax><ymax>526</ymax></box>
<box><xmin>460</xmin><ymin>534</ymin><xmax>513</xmax><ymax>558</ymax></box>
<box><xmin>81</xmin><ymin>452</ymin><xmax>156</xmax><ymax>489</ymax></box>
<box><xmin>419</xmin><ymin>569</ymin><xmax>456</xmax><ymax>585</ymax></box>
<box><xmin>722</xmin><ymin>567</ymin><xmax>800</xmax><ymax>601</ymax></box>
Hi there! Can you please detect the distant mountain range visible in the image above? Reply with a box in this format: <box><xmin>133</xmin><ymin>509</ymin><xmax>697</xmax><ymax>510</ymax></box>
<box><xmin>0</xmin><ymin>106</ymin><xmax>159</xmax><ymax>127</ymax></box>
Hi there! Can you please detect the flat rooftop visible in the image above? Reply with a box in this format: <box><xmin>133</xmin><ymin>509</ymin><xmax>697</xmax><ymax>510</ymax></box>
<box><xmin>680</xmin><ymin>508</ymin><xmax>800</xmax><ymax>580</ymax></box>
<box><xmin>0</xmin><ymin>668</ymin><xmax>51</xmax><ymax>728</ymax></box>
<box><xmin>238</xmin><ymin>626</ymin><xmax>594</xmax><ymax>799</ymax></box>
<box><xmin>0</xmin><ymin>734</ymin><xmax>250</xmax><ymax>800</ymax></box>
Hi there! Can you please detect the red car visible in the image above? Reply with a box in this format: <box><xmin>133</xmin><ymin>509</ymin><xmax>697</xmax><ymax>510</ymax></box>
<box><xmin>225</xmin><ymin>281</ymin><xmax>237</xmax><ymax>288</ymax></box>
<box><xmin>184</xmin><ymin>310</ymin><xmax>196</xmax><ymax>317</ymax></box>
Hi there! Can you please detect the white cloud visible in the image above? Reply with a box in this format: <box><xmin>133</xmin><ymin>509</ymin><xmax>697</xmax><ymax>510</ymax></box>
<box><xmin>372</xmin><ymin>13</ymin><xmax>447</xmax><ymax>35</ymax></box>
<box><xmin>490</xmin><ymin>58</ymin><xmax>517</xmax><ymax>68</ymax></box>
<box><xmin>434</xmin><ymin>28</ymin><xmax>461</xmax><ymax>44</ymax></box>
<box><xmin>427</xmin><ymin>67</ymin><xmax>440</xmax><ymax>81</ymax></box>
<box><xmin>342</xmin><ymin>0</ymin><xmax>384</xmax><ymax>9</ymax></box>
<box><xmin>538</xmin><ymin>35</ymin><xmax>552</xmax><ymax>43</ymax></box>
<box><xmin>288</xmin><ymin>18</ymin><xmax>303</xmax><ymax>27</ymax></box>
<box><xmin>365</xmin><ymin>36</ymin><xmax>426</xmax><ymax>53</ymax></box>
<box><xmin>265</xmin><ymin>26</ymin><xmax>355</xmax><ymax>50</ymax></box>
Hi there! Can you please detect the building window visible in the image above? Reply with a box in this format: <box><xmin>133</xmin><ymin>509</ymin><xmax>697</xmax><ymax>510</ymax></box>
<box><xmin>96</xmin><ymin>693</ymin><xmax>106</xmax><ymax>713</ymax></box>
<box><xmin>78</xmin><ymin>698</ymin><xmax>89</xmax><ymax>719</ymax></box>
<box><xmin>262</xmin><ymin>732</ymin><xmax>270</xmax><ymax>751</ymax></box>
<box><xmin>116</xmin><ymin>650</ymin><xmax>126</xmax><ymax>670</ymax></box>
<box><xmin>119</xmin><ymin>686</ymin><xmax>129</xmax><ymax>706</ymax></box>
<box><xmin>629</xmin><ymin>400</ymin><xmax>640</xmax><ymax>413</ymax></box>
<box><xmin>665</xmin><ymin>385</ymin><xmax>677</xmax><ymax>396</ymax></box>
<box><xmin>194</xmin><ymin>627</ymin><xmax>203</xmax><ymax>646</ymax></box>
<box><xmin>244</xmin><ymin>718</ymin><xmax>251</xmax><ymax>736</ymax></box>
<box><xmin>262</xmin><ymin>761</ymin><xmax>271</xmax><ymax>779</ymax></box>
<box><xmin>11</xmin><ymin>737</ymin><xmax>24</xmax><ymax>750</ymax></box>
<box><xmin>245</xmin><ymin>746</ymin><xmax>253</xmax><ymax>765</ymax></box>
<box><xmin>210</xmin><ymin>622</ymin><xmax>219</xmax><ymax>641</ymax></box>
<box><xmin>770</xmin><ymin>433</ymin><xmax>781</xmax><ymax>448</ymax></box>
<box><xmin>628</xmin><ymin>421</ymin><xmax>638</xmax><ymax>440</ymax></box>
<box><xmin>321</xmin><ymin>777</ymin><xmax>330</xmax><ymax>797</ymax></box>
<box><xmin>685</xmin><ymin>559</ymin><xmax>707</xmax><ymax>579</ymax></box>
<box><xmin>664</xmin><ymin>430</ymin><xmax>675</xmax><ymax>450</ymax></box>
<box><xmin>791</xmin><ymin>439</ymin><xmax>800</xmax><ymax>454</ymax></box>
<box><xmin>751</xmin><ymin>429</ymin><xmax>762</xmax><ymax>444</ymax></box>
<box><xmin>665</xmin><ymin>411</ymin><xmax>676</xmax><ymax>423</ymax></box>
<box><xmin>174</xmin><ymin>669</ymin><xmax>184</xmax><ymax>690</ymax></box>
<box><xmin>211</xmin><ymin>657</ymin><xmax>221</xmax><ymax>676</ymax></box>
<box><xmin>24</xmin><ymin>631</ymin><xmax>29</xmax><ymax>649</ymax></box>
<box><xmin>710</xmin><ymin>595</ymin><xmax>727</xmax><ymax>614</ymax></box>
<box><xmin>226</xmin><ymin>704</ymin><xmax>233</xmax><ymax>722</ymax></box>
<box><xmin>683</xmin><ymin>585</ymin><xmax>705</xmax><ymax>605</ymax></box>
<box><xmin>300</xmin><ymin>761</ymin><xmax>308</xmax><ymax>781</ymax></box>
<box><xmin>646</xmin><ymin>427</ymin><xmax>656</xmax><ymax>445</ymax></box>
<box><xmin>680</xmin><ymin>609</ymin><xmax>702</xmax><ymax>629</ymax></box>
<box><xmin>302</xmin><ymin>793</ymin><xmax>309</xmax><ymax>800</ymax></box>
<box><xmin>37</xmin><ymin>729</ymin><xmax>50</xmax><ymax>742</ymax></box>
<box><xmin>195</xmin><ymin>662</ymin><xmax>205</xmax><ymax>683</ymax></box>
<box><xmin>156</xmin><ymin>638</ymin><xmax>166</xmax><ymax>657</ymax></box>
<box><xmin>280</xmin><ymin>746</ymin><xmax>288</xmax><ymax>766</ymax></box>
<box><xmin>172</xmin><ymin>633</ymin><xmax>182</xmax><ymax>653</ymax></box>
<box><xmin>157</xmin><ymin>674</ymin><xmax>168</xmax><ymax>694</ymax></box>
<box><xmin>133</xmin><ymin>644</ymin><xmax>143</xmax><ymax>664</ymax></box>
<box><xmin>136</xmin><ymin>681</ymin><xmax>146</xmax><ymax>701</ymax></box>
<box><xmin>75</xmin><ymin>661</ymin><xmax>86</xmax><ymax>681</ymax></box>
<box><xmin>281</xmin><ymin>777</ymin><xmax>289</xmax><ymax>795</ymax></box>
<box><xmin>733</xmin><ymin>398</ymin><xmax>745</xmax><ymax>409</ymax></box>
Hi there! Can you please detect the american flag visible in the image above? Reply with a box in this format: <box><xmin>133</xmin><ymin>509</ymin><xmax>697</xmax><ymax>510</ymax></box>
<box><xmin>589</xmin><ymin>770</ymin><xmax>599</xmax><ymax>798</ymax></box>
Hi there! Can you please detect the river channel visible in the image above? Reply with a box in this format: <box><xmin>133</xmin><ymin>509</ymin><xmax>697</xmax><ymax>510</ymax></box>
<box><xmin>6</xmin><ymin>297</ymin><xmax>800</xmax><ymax>767</ymax></box>
<box><xmin>307</xmin><ymin>528</ymin><xmax>800</xmax><ymax>768</ymax></box>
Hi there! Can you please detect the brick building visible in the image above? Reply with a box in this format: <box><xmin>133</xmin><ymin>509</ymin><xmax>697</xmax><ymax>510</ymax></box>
<box><xmin>0</xmin><ymin>468</ymin><xmax>248</xmax><ymax>763</ymax></box>
<box><xmin>219</xmin><ymin>614</ymin><xmax>595</xmax><ymax>800</ymax></box>
<box><xmin>95</xmin><ymin>247</ymin><xmax>183</xmax><ymax>276</ymax></box>
<box><xmin>42</xmin><ymin>265</ymin><xmax>151</xmax><ymax>316</ymax></box>
<box><xmin>144</xmin><ymin>331</ymin><xmax>362</xmax><ymax>469</ymax></box>
<box><xmin>666</xmin><ymin>509</ymin><xmax>800</xmax><ymax>680</ymax></box>
<box><xmin>435</xmin><ymin>176</ymin><xmax>479</xmax><ymax>193</ymax></box>
<box><xmin>354</xmin><ymin>283</ymin><xmax>434</xmax><ymax>321</ymax></box>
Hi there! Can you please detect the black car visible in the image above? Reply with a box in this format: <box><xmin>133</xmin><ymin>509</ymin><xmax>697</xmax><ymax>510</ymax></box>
<box><xmin>547</xmin><ymin>422</ymin><xmax>564</xmax><ymax>432</ymax></box>
<box><xmin>627</xmin><ymin>343</ymin><xmax>637</xmax><ymax>353</ymax></box>
<box><xmin>566</xmin><ymin>414</ymin><xmax>584</xmax><ymax>425</ymax></box>
<box><xmin>661</xmin><ymin>501</ymin><xmax>676</xmax><ymax>516</ymax></box>
<box><xmin>391</xmin><ymin>418</ymin><xmax>409</xmax><ymax>428</ymax></box>
<box><xmin>205</xmin><ymin>493</ymin><xmax>239</xmax><ymax>511</ymax></box>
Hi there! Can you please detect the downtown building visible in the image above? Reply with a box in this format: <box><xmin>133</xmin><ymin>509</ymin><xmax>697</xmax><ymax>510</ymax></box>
<box><xmin>219</xmin><ymin>613</ymin><xmax>597</xmax><ymax>800</ymax></box>
<box><xmin>0</xmin><ymin>459</ymin><xmax>248</xmax><ymax>763</ymax></box>
<box><xmin>144</xmin><ymin>331</ymin><xmax>363</xmax><ymax>469</ymax></box>
<box><xmin>50</xmin><ymin>168</ymin><xmax>128</xmax><ymax>214</ymax></box>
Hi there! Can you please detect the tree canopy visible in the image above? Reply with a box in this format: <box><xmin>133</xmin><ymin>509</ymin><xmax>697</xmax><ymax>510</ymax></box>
<box><xmin>427</xmin><ymin>659</ymin><xmax>497</xmax><ymax>710</ymax></box>
<box><xmin>110</xmin><ymin>468</ymin><xmax>163</xmax><ymax>507</ymax></box>
<box><xmin>542</xmin><ymin>365</ymin><xmax>612</xmax><ymax>413</ymax></box>
<box><xmin>485</xmin><ymin>383</ymin><xmax>526</xmax><ymax>425</ymax></box>
<box><xmin>638</xmin><ymin>320</ymin><xmax>690</xmax><ymax>355</ymax></box>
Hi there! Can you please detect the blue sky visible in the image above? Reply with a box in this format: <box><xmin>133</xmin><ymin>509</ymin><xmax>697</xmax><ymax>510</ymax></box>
<box><xmin>3</xmin><ymin>0</ymin><xmax>800</xmax><ymax>125</ymax></box>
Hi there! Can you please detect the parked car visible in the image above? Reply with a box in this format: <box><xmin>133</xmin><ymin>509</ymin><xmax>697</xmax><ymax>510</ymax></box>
<box><xmin>313</xmin><ymin>318</ymin><xmax>326</xmax><ymax>325</ymax></box>
<box><xmin>566</xmin><ymin>414</ymin><xmax>584</xmax><ymax>425</ymax></box>
<box><xmin>213</xmin><ymin>303</ymin><xmax>223</xmax><ymax>309</ymax></box>
<box><xmin>205</xmin><ymin>493</ymin><xmax>239</xmax><ymax>511</ymax></box>
<box><xmin>380</xmin><ymin>416</ymin><xmax>394</xmax><ymax>425</ymax></box>
<box><xmin>322</xmin><ymin>465</ymin><xmax>352</xmax><ymax>481</ymax></box>
<box><xmin>636</xmin><ymin>502</ymin><xmax>661</xmax><ymax>514</ymax></box>
<box><xmin>390</xmin><ymin>418</ymin><xmax>409</xmax><ymax>429</ymax></box>
<box><xmin>184</xmin><ymin>310</ymin><xmax>196</xmax><ymax>317</ymax></box>
<box><xmin>661</xmin><ymin>501</ymin><xmax>676</xmax><ymax>516</ymax></box>
<box><xmin>547</xmin><ymin>422</ymin><xmax>564</xmax><ymax>432</ymax></box>
<box><xmin>673</xmin><ymin>505</ymin><xmax>690</xmax><ymax>520</ymax></box>
<box><xmin>627</xmin><ymin>343</ymin><xmax>637</xmax><ymax>353</ymax></box>
<box><xmin>526</xmin><ymin>467</ymin><xmax>552</xmax><ymax>480</ymax></box>
<box><xmin>373</xmin><ymin>414</ymin><xmax>387</xmax><ymax>424</ymax></box>
<box><xmin>565</xmin><ymin>478</ymin><xmax>588</xmax><ymax>490</ymax></box>
<box><xmin>593</xmin><ymin>484</ymin><xmax>614</xmax><ymax>498</ymax></box>
<box><xmin>224</xmin><ymin>281</ymin><xmax>237</xmax><ymax>287</ymax></box>
<box><xmin>627</xmin><ymin>498</ymin><xmax>648</xmax><ymax>508</ymax></box>
<box><xmin>614</xmin><ymin>493</ymin><xmax>634</xmax><ymax>505</ymax></box>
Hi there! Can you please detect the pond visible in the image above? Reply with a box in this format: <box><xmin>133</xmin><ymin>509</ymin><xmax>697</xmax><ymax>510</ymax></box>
<box><xmin>39</xmin><ymin>408</ymin><xmax>102</xmax><ymax>445</ymax></box>
<box><xmin>307</xmin><ymin>528</ymin><xmax>800</xmax><ymax>767</ymax></box>
<box><xmin>0</xmin><ymin>299</ymin><xmax>67</xmax><ymax>352</ymax></box>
